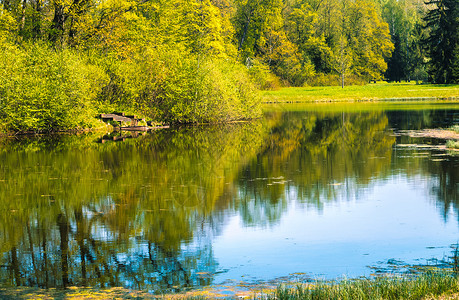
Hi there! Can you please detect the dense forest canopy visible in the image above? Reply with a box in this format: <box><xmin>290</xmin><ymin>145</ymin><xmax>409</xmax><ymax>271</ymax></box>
<box><xmin>0</xmin><ymin>0</ymin><xmax>458</xmax><ymax>132</ymax></box>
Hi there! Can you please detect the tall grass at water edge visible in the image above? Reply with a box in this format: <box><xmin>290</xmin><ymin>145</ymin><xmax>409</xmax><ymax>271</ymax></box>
<box><xmin>268</xmin><ymin>272</ymin><xmax>459</xmax><ymax>300</ymax></box>
<box><xmin>446</xmin><ymin>126</ymin><xmax>459</xmax><ymax>149</ymax></box>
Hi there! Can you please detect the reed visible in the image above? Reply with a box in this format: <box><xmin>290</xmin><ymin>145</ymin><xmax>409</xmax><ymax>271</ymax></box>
<box><xmin>265</xmin><ymin>272</ymin><xmax>459</xmax><ymax>300</ymax></box>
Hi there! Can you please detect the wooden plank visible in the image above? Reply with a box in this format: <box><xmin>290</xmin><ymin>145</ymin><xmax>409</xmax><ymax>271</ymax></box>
<box><xmin>120</xmin><ymin>126</ymin><xmax>149</xmax><ymax>132</ymax></box>
<box><xmin>100</xmin><ymin>114</ymin><xmax>133</xmax><ymax>123</ymax></box>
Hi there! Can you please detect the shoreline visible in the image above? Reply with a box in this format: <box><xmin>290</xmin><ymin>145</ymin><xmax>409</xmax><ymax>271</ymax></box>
<box><xmin>1</xmin><ymin>270</ymin><xmax>458</xmax><ymax>299</ymax></box>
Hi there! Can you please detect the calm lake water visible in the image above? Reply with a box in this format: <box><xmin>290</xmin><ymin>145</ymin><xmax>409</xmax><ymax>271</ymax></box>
<box><xmin>0</xmin><ymin>103</ymin><xmax>458</xmax><ymax>293</ymax></box>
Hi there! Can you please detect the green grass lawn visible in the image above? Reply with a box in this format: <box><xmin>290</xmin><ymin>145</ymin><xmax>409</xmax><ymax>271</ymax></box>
<box><xmin>262</xmin><ymin>82</ymin><xmax>459</xmax><ymax>103</ymax></box>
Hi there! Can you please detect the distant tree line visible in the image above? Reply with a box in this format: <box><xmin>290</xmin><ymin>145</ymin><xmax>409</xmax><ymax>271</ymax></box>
<box><xmin>383</xmin><ymin>0</ymin><xmax>458</xmax><ymax>84</ymax></box>
<box><xmin>0</xmin><ymin>0</ymin><xmax>457</xmax><ymax>132</ymax></box>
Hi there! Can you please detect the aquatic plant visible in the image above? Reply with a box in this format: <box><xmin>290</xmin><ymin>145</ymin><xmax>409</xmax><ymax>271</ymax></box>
<box><xmin>266</xmin><ymin>272</ymin><xmax>459</xmax><ymax>300</ymax></box>
<box><xmin>446</xmin><ymin>140</ymin><xmax>459</xmax><ymax>149</ymax></box>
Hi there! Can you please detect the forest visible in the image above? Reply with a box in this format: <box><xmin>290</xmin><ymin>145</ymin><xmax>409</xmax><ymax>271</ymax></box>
<box><xmin>0</xmin><ymin>0</ymin><xmax>458</xmax><ymax>132</ymax></box>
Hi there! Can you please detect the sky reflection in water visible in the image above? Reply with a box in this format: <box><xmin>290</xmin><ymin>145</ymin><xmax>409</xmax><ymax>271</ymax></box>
<box><xmin>214</xmin><ymin>174</ymin><xmax>459</xmax><ymax>282</ymax></box>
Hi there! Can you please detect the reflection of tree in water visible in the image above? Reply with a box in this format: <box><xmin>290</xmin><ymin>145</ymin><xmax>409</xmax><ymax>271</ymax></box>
<box><xmin>0</xmin><ymin>208</ymin><xmax>215</xmax><ymax>291</ymax></box>
<box><xmin>427</xmin><ymin>155</ymin><xmax>459</xmax><ymax>223</ymax></box>
<box><xmin>382</xmin><ymin>107</ymin><xmax>458</xmax><ymax>224</ymax></box>
<box><xmin>386</xmin><ymin>109</ymin><xmax>458</xmax><ymax>130</ymax></box>
<box><xmin>0</xmin><ymin>123</ymin><xmax>265</xmax><ymax>291</ymax></box>
<box><xmin>234</xmin><ymin>109</ymin><xmax>459</xmax><ymax>228</ymax></box>
<box><xmin>235</xmin><ymin>110</ymin><xmax>396</xmax><ymax>225</ymax></box>
<box><xmin>0</xmin><ymin>109</ymin><xmax>457</xmax><ymax>291</ymax></box>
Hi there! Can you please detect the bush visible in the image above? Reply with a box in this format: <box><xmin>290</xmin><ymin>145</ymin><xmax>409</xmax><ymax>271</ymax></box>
<box><xmin>413</xmin><ymin>66</ymin><xmax>429</xmax><ymax>84</ymax></box>
<box><xmin>446</xmin><ymin>140</ymin><xmax>459</xmax><ymax>149</ymax></box>
<box><xmin>0</xmin><ymin>39</ymin><xmax>262</xmax><ymax>133</ymax></box>
<box><xmin>247</xmin><ymin>59</ymin><xmax>281</xmax><ymax>90</ymax></box>
<box><xmin>449</xmin><ymin>125</ymin><xmax>459</xmax><ymax>134</ymax></box>
<box><xmin>307</xmin><ymin>73</ymin><xmax>367</xmax><ymax>86</ymax></box>
<box><xmin>100</xmin><ymin>47</ymin><xmax>261</xmax><ymax>124</ymax></box>
<box><xmin>152</xmin><ymin>54</ymin><xmax>262</xmax><ymax>123</ymax></box>
<box><xmin>0</xmin><ymin>41</ymin><xmax>108</xmax><ymax>133</ymax></box>
<box><xmin>307</xmin><ymin>73</ymin><xmax>340</xmax><ymax>86</ymax></box>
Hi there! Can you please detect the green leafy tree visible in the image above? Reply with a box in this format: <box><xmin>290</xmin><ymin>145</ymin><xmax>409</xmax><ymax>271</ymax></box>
<box><xmin>178</xmin><ymin>0</ymin><xmax>233</xmax><ymax>57</ymax></box>
<box><xmin>233</xmin><ymin>0</ymin><xmax>282</xmax><ymax>58</ymax></box>
<box><xmin>381</xmin><ymin>0</ymin><xmax>426</xmax><ymax>82</ymax></box>
<box><xmin>345</xmin><ymin>0</ymin><xmax>393</xmax><ymax>81</ymax></box>
<box><xmin>285</xmin><ymin>0</ymin><xmax>333</xmax><ymax>76</ymax></box>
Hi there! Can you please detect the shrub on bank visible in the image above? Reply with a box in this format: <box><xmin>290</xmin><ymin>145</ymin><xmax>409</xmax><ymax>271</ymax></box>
<box><xmin>0</xmin><ymin>40</ymin><xmax>262</xmax><ymax>133</ymax></box>
<box><xmin>247</xmin><ymin>59</ymin><xmax>281</xmax><ymax>90</ymax></box>
<box><xmin>307</xmin><ymin>73</ymin><xmax>367</xmax><ymax>86</ymax></box>
<box><xmin>0</xmin><ymin>41</ymin><xmax>108</xmax><ymax>133</ymax></box>
<box><xmin>446</xmin><ymin>140</ymin><xmax>459</xmax><ymax>149</ymax></box>
<box><xmin>99</xmin><ymin>47</ymin><xmax>261</xmax><ymax>124</ymax></box>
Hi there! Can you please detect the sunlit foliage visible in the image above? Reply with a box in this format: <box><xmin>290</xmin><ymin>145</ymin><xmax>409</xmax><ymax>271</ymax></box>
<box><xmin>0</xmin><ymin>0</ymin><xmax>455</xmax><ymax>133</ymax></box>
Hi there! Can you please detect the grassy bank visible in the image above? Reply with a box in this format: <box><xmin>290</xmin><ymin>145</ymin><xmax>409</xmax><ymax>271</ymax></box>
<box><xmin>268</xmin><ymin>272</ymin><xmax>459</xmax><ymax>300</ymax></box>
<box><xmin>262</xmin><ymin>82</ymin><xmax>459</xmax><ymax>103</ymax></box>
<box><xmin>2</xmin><ymin>272</ymin><xmax>459</xmax><ymax>299</ymax></box>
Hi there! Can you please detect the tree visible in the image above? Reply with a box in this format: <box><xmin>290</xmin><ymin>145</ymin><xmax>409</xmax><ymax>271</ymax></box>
<box><xmin>423</xmin><ymin>0</ymin><xmax>459</xmax><ymax>83</ymax></box>
<box><xmin>385</xmin><ymin>34</ymin><xmax>405</xmax><ymax>82</ymax></box>
<box><xmin>233</xmin><ymin>0</ymin><xmax>282</xmax><ymax>59</ymax></box>
<box><xmin>382</xmin><ymin>0</ymin><xmax>408</xmax><ymax>81</ymax></box>
<box><xmin>453</xmin><ymin>45</ymin><xmax>459</xmax><ymax>82</ymax></box>
<box><xmin>333</xmin><ymin>35</ymin><xmax>353</xmax><ymax>88</ymax></box>
<box><xmin>345</xmin><ymin>0</ymin><xmax>393</xmax><ymax>81</ymax></box>
<box><xmin>285</xmin><ymin>1</ymin><xmax>333</xmax><ymax>74</ymax></box>
<box><xmin>381</xmin><ymin>0</ymin><xmax>427</xmax><ymax>82</ymax></box>
<box><xmin>331</xmin><ymin>0</ymin><xmax>353</xmax><ymax>87</ymax></box>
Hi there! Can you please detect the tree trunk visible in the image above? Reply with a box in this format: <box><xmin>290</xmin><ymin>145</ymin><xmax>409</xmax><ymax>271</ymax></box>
<box><xmin>49</xmin><ymin>3</ymin><xmax>66</xmax><ymax>45</ymax></box>
<box><xmin>11</xmin><ymin>247</ymin><xmax>21</xmax><ymax>286</ymax></box>
<box><xmin>32</xmin><ymin>0</ymin><xmax>42</xmax><ymax>38</ymax></box>
<box><xmin>238</xmin><ymin>10</ymin><xmax>253</xmax><ymax>52</ymax></box>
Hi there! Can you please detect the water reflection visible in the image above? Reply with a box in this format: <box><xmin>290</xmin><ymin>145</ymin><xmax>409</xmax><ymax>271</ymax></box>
<box><xmin>238</xmin><ymin>110</ymin><xmax>395</xmax><ymax>219</ymax></box>
<box><xmin>427</xmin><ymin>155</ymin><xmax>459</xmax><ymax>222</ymax></box>
<box><xmin>0</xmin><ymin>125</ymin><xmax>265</xmax><ymax>291</ymax></box>
<box><xmin>0</xmin><ymin>107</ymin><xmax>458</xmax><ymax>292</ymax></box>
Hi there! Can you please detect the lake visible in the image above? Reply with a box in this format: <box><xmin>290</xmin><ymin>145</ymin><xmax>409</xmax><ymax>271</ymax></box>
<box><xmin>0</xmin><ymin>102</ymin><xmax>458</xmax><ymax>294</ymax></box>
